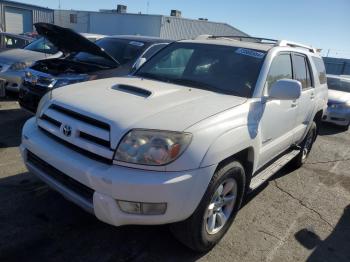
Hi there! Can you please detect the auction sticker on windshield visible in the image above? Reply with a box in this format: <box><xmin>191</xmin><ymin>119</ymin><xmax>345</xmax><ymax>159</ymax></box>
<box><xmin>129</xmin><ymin>41</ymin><xmax>145</xmax><ymax>47</ymax></box>
<box><xmin>235</xmin><ymin>48</ymin><xmax>265</xmax><ymax>59</ymax></box>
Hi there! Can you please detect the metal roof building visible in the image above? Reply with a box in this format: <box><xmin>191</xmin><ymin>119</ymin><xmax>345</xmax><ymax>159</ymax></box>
<box><xmin>0</xmin><ymin>0</ymin><xmax>53</xmax><ymax>33</ymax></box>
<box><xmin>54</xmin><ymin>8</ymin><xmax>248</xmax><ymax>40</ymax></box>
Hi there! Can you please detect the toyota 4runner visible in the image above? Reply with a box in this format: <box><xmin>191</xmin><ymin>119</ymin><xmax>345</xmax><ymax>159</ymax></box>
<box><xmin>20</xmin><ymin>36</ymin><xmax>328</xmax><ymax>252</ymax></box>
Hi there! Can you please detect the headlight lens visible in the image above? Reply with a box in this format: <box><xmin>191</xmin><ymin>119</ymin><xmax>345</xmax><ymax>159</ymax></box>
<box><xmin>114</xmin><ymin>129</ymin><xmax>192</xmax><ymax>166</ymax></box>
<box><xmin>53</xmin><ymin>75</ymin><xmax>91</xmax><ymax>88</ymax></box>
<box><xmin>36</xmin><ymin>91</ymin><xmax>52</xmax><ymax>118</ymax></box>
<box><xmin>330</xmin><ymin>102</ymin><xmax>350</xmax><ymax>110</ymax></box>
<box><xmin>10</xmin><ymin>61</ymin><xmax>33</xmax><ymax>71</ymax></box>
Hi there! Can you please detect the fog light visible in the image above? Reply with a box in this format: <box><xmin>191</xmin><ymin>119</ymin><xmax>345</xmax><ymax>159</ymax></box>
<box><xmin>117</xmin><ymin>201</ymin><xmax>141</xmax><ymax>214</ymax></box>
<box><xmin>117</xmin><ymin>200</ymin><xmax>167</xmax><ymax>215</ymax></box>
<box><xmin>142</xmin><ymin>203</ymin><xmax>167</xmax><ymax>215</ymax></box>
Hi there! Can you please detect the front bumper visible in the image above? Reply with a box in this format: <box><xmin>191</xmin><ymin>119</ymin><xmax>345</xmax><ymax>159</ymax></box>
<box><xmin>18</xmin><ymin>82</ymin><xmax>47</xmax><ymax>113</ymax></box>
<box><xmin>0</xmin><ymin>70</ymin><xmax>25</xmax><ymax>92</ymax></box>
<box><xmin>323</xmin><ymin>106</ymin><xmax>350</xmax><ymax>126</ymax></box>
<box><xmin>21</xmin><ymin>118</ymin><xmax>215</xmax><ymax>226</ymax></box>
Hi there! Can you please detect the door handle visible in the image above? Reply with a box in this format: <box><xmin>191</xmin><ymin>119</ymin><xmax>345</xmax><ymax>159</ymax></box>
<box><xmin>310</xmin><ymin>93</ymin><xmax>315</xmax><ymax>100</ymax></box>
<box><xmin>291</xmin><ymin>100</ymin><xmax>297</xmax><ymax>108</ymax></box>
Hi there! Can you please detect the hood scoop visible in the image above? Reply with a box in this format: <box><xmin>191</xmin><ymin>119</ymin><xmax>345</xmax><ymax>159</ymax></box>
<box><xmin>113</xmin><ymin>84</ymin><xmax>152</xmax><ymax>98</ymax></box>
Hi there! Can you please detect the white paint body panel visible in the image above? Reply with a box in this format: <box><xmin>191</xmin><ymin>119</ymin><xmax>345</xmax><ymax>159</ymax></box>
<box><xmin>20</xmin><ymin>40</ymin><xmax>328</xmax><ymax>226</ymax></box>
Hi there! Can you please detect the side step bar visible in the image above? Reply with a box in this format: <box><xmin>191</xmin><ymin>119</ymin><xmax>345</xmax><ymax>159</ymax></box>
<box><xmin>249</xmin><ymin>149</ymin><xmax>300</xmax><ymax>191</ymax></box>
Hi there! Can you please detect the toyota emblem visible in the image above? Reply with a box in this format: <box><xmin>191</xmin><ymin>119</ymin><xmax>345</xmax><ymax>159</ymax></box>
<box><xmin>62</xmin><ymin>124</ymin><xmax>72</xmax><ymax>137</ymax></box>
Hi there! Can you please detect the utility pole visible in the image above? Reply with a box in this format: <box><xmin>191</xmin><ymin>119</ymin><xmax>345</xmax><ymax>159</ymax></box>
<box><xmin>147</xmin><ymin>1</ymin><xmax>150</xmax><ymax>14</ymax></box>
<box><xmin>58</xmin><ymin>0</ymin><xmax>62</xmax><ymax>26</ymax></box>
<box><xmin>326</xmin><ymin>49</ymin><xmax>330</xmax><ymax>57</ymax></box>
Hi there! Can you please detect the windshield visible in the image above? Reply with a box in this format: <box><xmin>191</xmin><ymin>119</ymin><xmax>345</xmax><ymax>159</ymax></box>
<box><xmin>24</xmin><ymin>37</ymin><xmax>59</xmax><ymax>54</ymax></box>
<box><xmin>327</xmin><ymin>77</ymin><xmax>350</xmax><ymax>93</ymax></box>
<box><xmin>135</xmin><ymin>42</ymin><xmax>266</xmax><ymax>97</ymax></box>
<box><xmin>72</xmin><ymin>38</ymin><xmax>147</xmax><ymax>67</ymax></box>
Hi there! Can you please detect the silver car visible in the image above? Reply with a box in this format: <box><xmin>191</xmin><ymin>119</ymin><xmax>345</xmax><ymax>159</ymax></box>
<box><xmin>0</xmin><ymin>33</ymin><xmax>104</xmax><ymax>93</ymax></box>
<box><xmin>323</xmin><ymin>74</ymin><xmax>350</xmax><ymax>128</ymax></box>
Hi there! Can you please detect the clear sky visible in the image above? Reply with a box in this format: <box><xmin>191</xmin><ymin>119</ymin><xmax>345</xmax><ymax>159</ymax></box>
<box><xmin>19</xmin><ymin>0</ymin><xmax>350</xmax><ymax>58</ymax></box>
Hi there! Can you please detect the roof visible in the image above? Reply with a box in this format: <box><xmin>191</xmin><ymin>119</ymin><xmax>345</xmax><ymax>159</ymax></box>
<box><xmin>0</xmin><ymin>0</ymin><xmax>53</xmax><ymax>11</ymax></box>
<box><xmin>180</xmin><ymin>39</ymin><xmax>273</xmax><ymax>52</ymax></box>
<box><xmin>106</xmin><ymin>35</ymin><xmax>172</xmax><ymax>43</ymax></box>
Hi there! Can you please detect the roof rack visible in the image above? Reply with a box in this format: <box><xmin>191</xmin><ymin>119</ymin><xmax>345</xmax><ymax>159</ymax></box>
<box><xmin>277</xmin><ymin>40</ymin><xmax>316</xmax><ymax>53</ymax></box>
<box><xmin>209</xmin><ymin>35</ymin><xmax>278</xmax><ymax>44</ymax></box>
<box><xmin>194</xmin><ymin>35</ymin><xmax>317</xmax><ymax>53</ymax></box>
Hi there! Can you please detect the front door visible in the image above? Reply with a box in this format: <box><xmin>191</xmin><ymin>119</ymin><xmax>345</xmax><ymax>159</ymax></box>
<box><xmin>258</xmin><ymin>52</ymin><xmax>298</xmax><ymax>169</ymax></box>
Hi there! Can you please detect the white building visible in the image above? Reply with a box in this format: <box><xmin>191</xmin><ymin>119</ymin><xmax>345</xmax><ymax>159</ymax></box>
<box><xmin>54</xmin><ymin>8</ymin><xmax>248</xmax><ymax>40</ymax></box>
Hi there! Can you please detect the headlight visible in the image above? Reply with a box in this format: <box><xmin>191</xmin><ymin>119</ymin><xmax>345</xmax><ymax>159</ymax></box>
<box><xmin>10</xmin><ymin>61</ymin><xmax>33</xmax><ymax>71</ymax></box>
<box><xmin>330</xmin><ymin>102</ymin><xmax>350</xmax><ymax>110</ymax></box>
<box><xmin>36</xmin><ymin>91</ymin><xmax>52</xmax><ymax>118</ymax></box>
<box><xmin>114</xmin><ymin>129</ymin><xmax>192</xmax><ymax>166</ymax></box>
<box><xmin>53</xmin><ymin>75</ymin><xmax>91</xmax><ymax>88</ymax></box>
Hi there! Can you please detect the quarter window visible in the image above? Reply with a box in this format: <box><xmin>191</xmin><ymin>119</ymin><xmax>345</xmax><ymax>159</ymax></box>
<box><xmin>293</xmin><ymin>54</ymin><xmax>313</xmax><ymax>89</ymax></box>
<box><xmin>266</xmin><ymin>53</ymin><xmax>293</xmax><ymax>93</ymax></box>
<box><xmin>312</xmin><ymin>57</ymin><xmax>327</xmax><ymax>84</ymax></box>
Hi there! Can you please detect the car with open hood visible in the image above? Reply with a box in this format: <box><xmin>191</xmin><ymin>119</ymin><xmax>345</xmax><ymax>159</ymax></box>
<box><xmin>323</xmin><ymin>74</ymin><xmax>350</xmax><ymax>129</ymax></box>
<box><xmin>18</xmin><ymin>23</ymin><xmax>171</xmax><ymax>113</ymax></box>
<box><xmin>0</xmin><ymin>26</ymin><xmax>104</xmax><ymax>94</ymax></box>
<box><xmin>21</xmin><ymin>36</ymin><xmax>327</xmax><ymax>252</ymax></box>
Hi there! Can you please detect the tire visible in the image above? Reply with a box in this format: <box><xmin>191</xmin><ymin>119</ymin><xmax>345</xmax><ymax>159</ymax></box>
<box><xmin>291</xmin><ymin>121</ymin><xmax>317</xmax><ymax>168</ymax></box>
<box><xmin>170</xmin><ymin>161</ymin><xmax>246</xmax><ymax>252</ymax></box>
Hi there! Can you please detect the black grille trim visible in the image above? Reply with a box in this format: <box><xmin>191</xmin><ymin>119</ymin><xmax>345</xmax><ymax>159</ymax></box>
<box><xmin>41</xmin><ymin>114</ymin><xmax>61</xmax><ymax>127</ymax></box>
<box><xmin>27</xmin><ymin>151</ymin><xmax>94</xmax><ymax>202</ymax></box>
<box><xmin>39</xmin><ymin>127</ymin><xmax>113</xmax><ymax>165</ymax></box>
<box><xmin>50</xmin><ymin>104</ymin><xmax>110</xmax><ymax>131</ymax></box>
<box><xmin>79</xmin><ymin>131</ymin><xmax>110</xmax><ymax>148</ymax></box>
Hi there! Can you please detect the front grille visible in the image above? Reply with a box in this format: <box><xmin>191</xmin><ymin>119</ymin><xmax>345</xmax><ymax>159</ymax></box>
<box><xmin>38</xmin><ymin>103</ymin><xmax>113</xmax><ymax>163</ymax></box>
<box><xmin>49</xmin><ymin>104</ymin><xmax>110</xmax><ymax>131</ymax></box>
<box><xmin>38</xmin><ymin>127</ymin><xmax>112</xmax><ymax>164</ymax></box>
<box><xmin>27</xmin><ymin>151</ymin><xmax>94</xmax><ymax>202</ymax></box>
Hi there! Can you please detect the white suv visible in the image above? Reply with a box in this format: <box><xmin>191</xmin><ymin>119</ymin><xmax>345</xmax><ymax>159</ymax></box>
<box><xmin>20</xmin><ymin>36</ymin><xmax>328</xmax><ymax>252</ymax></box>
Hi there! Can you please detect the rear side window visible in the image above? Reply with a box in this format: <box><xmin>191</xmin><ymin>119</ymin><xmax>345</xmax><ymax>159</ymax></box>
<box><xmin>266</xmin><ymin>53</ymin><xmax>293</xmax><ymax>93</ymax></box>
<box><xmin>293</xmin><ymin>54</ymin><xmax>312</xmax><ymax>89</ymax></box>
<box><xmin>312</xmin><ymin>57</ymin><xmax>327</xmax><ymax>84</ymax></box>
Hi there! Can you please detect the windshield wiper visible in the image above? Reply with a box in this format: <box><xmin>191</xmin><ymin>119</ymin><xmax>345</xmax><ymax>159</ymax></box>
<box><xmin>170</xmin><ymin>78</ymin><xmax>242</xmax><ymax>96</ymax></box>
<box><xmin>137</xmin><ymin>72</ymin><xmax>170</xmax><ymax>82</ymax></box>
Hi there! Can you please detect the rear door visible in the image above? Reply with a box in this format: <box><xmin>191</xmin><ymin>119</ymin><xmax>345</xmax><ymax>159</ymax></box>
<box><xmin>258</xmin><ymin>52</ymin><xmax>298</xmax><ymax>168</ymax></box>
<box><xmin>292</xmin><ymin>53</ymin><xmax>315</xmax><ymax>143</ymax></box>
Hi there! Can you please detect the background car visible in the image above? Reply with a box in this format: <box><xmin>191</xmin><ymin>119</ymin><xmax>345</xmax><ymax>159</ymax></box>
<box><xmin>19</xmin><ymin>23</ymin><xmax>171</xmax><ymax>113</ymax></box>
<box><xmin>323</xmin><ymin>74</ymin><xmax>350</xmax><ymax>129</ymax></box>
<box><xmin>0</xmin><ymin>31</ymin><xmax>104</xmax><ymax>94</ymax></box>
<box><xmin>0</xmin><ymin>32</ymin><xmax>33</xmax><ymax>51</ymax></box>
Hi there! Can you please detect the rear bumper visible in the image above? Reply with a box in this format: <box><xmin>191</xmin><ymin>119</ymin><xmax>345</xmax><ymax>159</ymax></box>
<box><xmin>21</xmin><ymin>118</ymin><xmax>215</xmax><ymax>226</ymax></box>
<box><xmin>323</xmin><ymin>107</ymin><xmax>350</xmax><ymax>126</ymax></box>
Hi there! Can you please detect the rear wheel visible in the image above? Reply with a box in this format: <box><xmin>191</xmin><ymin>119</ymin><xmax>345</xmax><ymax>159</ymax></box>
<box><xmin>170</xmin><ymin>161</ymin><xmax>246</xmax><ymax>252</ymax></box>
<box><xmin>291</xmin><ymin>121</ymin><xmax>317</xmax><ymax>168</ymax></box>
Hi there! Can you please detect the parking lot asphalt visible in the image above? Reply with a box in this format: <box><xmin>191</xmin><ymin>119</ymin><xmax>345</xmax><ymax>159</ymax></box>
<box><xmin>0</xmin><ymin>95</ymin><xmax>350</xmax><ymax>262</ymax></box>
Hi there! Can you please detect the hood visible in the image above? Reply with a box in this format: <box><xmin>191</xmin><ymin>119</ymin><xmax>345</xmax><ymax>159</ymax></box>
<box><xmin>328</xmin><ymin>89</ymin><xmax>350</xmax><ymax>104</ymax></box>
<box><xmin>51</xmin><ymin>77</ymin><xmax>247</xmax><ymax>147</ymax></box>
<box><xmin>0</xmin><ymin>48</ymin><xmax>50</xmax><ymax>64</ymax></box>
<box><xmin>34</xmin><ymin>23</ymin><xmax>119</xmax><ymax>66</ymax></box>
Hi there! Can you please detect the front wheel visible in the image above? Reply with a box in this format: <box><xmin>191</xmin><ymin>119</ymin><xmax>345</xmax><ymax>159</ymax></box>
<box><xmin>291</xmin><ymin>121</ymin><xmax>317</xmax><ymax>168</ymax></box>
<box><xmin>170</xmin><ymin>161</ymin><xmax>246</xmax><ymax>252</ymax></box>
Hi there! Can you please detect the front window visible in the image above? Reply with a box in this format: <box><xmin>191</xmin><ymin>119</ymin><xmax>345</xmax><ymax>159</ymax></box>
<box><xmin>72</xmin><ymin>38</ymin><xmax>147</xmax><ymax>67</ymax></box>
<box><xmin>135</xmin><ymin>43</ymin><xmax>266</xmax><ymax>97</ymax></box>
<box><xmin>24</xmin><ymin>37</ymin><xmax>58</xmax><ymax>54</ymax></box>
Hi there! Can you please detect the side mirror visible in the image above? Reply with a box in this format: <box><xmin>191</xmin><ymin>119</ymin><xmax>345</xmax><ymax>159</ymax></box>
<box><xmin>269</xmin><ymin>79</ymin><xmax>302</xmax><ymax>100</ymax></box>
<box><xmin>133</xmin><ymin>57</ymin><xmax>147</xmax><ymax>71</ymax></box>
